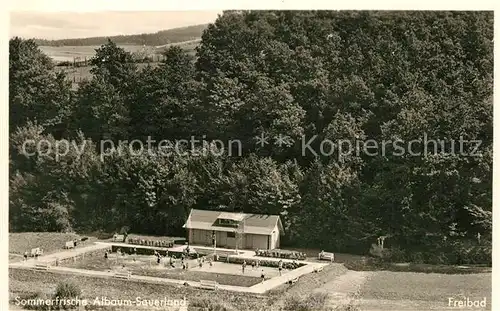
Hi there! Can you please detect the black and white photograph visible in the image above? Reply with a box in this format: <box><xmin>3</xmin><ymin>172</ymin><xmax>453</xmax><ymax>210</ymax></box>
<box><xmin>6</xmin><ymin>5</ymin><xmax>495</xmax><ymax>311</ymax></box>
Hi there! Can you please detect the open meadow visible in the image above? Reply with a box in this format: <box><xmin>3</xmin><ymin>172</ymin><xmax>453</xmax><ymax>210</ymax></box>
<box><xmin>40</xmin><ymin>45</ymin><xmax>153</xmax><ymax>62</ymax></box>
<box><xmin>9</xmin><ymin>232</ymin><xmax>97</xmax><ymax>256</ymax></box>
<box><xmin>40</xmin><ymin>40</ymin><xmax>199</xmax><ymax>63</ymax></box>
<box><xmin>9</xmin><ymin>269</ymin><xmax>271</xmax><ymax>311</ymax></box>
<box><xmin>357</xmin><ymin>271</ymin><xmax>491</xmax><ymax>310</ymax></box>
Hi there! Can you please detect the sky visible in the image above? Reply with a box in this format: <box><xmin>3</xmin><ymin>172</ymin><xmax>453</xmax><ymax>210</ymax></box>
<box><xmin>10</xmin><ymin>11</ymin><xmax>221</xmax><ymax>40</ymax></box>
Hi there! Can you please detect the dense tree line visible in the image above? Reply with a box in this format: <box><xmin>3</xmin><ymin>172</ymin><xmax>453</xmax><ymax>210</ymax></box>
<box><xmin>10</xmin><ymin>11</ymin><xmax>492</xmax><ymax>264</ymax></box>
<box><xmin>33</xmin><ymin>24</ymin><xmax>207</xmax><ymax>47</ymax></box>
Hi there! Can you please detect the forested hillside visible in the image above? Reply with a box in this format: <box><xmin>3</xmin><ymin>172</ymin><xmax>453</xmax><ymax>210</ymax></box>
<box><xmin>34</xmin><ymin>24</ymin><xmax>208</xmax><ymax>46</ymax></box>
<box><xmin>10</xmin><ymin>11</ymin><xmax>493</xmax><ymax>264</ymax></box>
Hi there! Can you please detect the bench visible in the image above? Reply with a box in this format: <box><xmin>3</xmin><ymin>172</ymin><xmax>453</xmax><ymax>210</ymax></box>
<box><xmin>288</xmin><ymin>277</ymin><xmax>299</xmax><ymax>284</ymax></box>
<box><xmin>199</xmin><ymin>280</ymin><xmax>218</xmax><ymax>290</ymax></box>
<box><xmin>64</xmin><ymin>241</ymin><xmax>75</xmax><ymax>249</ymax></box>
<box><xmin>318</xmin><ymin>252</ymin><xmax>334</xmax><ymax>262</ymax></box>
<box><xmin>114</xmin><ymin>271</ymin><xmax>132</xmax><ymax>279</ymax></box>
<box><xmin>34</xmin><ymin>262</ymin><xmax>50</xmax><ymax>270</ymax></box>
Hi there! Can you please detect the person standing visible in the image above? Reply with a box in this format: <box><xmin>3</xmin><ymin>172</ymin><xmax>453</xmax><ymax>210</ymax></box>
<box><xmin>278</xmin><ymin>260</ymin><xmax>283</xmax><ymax>276</ymax></box>
<box><xmin>242</xmin><ymin>260</ymin><xmax>246</xmax><ymax>274</ymax></box>
<box><xmin>23</xmin><ymin>251</ymin><xmax>28</xmax><ymax>261</ymax></box>
<box><xmin>261</xmin><ymin>270</ymin><xmax>265</xmax><ymax>283</ymax></box>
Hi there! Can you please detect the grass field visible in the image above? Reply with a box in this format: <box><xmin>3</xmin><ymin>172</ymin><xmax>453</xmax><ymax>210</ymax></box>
<box><xmin>41</xmin><ymin>40</ymin><xmax>199</xmax><ymax>63</ymax></box>
<box><xmin>361</xmin><ymin>271</ymin><xmax>491</xmax><ymax>301</ymax></box>
<box><xmin>9</xmin><ymin>232</ymin><xmax>96</xmax><ymax>255</ymax></box>
<box><xmin>45</xmin><ymin>40</ymin><xmax>200</xmax><ymax>89</ymax></box>
<box><xmin>58</xmin><ymin>62</ymin><xmax>159</xmax><ymax>83</ymax></box>
<box><xmin>358</xmin><ymin>271</ymin><xmax>491</xmax><ymax>310</ymax></box>
<box><xmin>40</xmin><ymin>45</ymin><xmax>153</xmax><ymax>62</ymax></box>
<box><xmin>9</xmin><ymin>269</ymin><xmax>270</xmax><ymax>311</ymax></box>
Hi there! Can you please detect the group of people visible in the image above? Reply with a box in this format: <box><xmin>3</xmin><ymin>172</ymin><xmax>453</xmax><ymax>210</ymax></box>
<box><xmin>23</xmin><ymin>248</ymin><xmax>43</xmax><ymax>261</ymax></box>
<box><xmin>241</xmin><ymin>259</ymin><xmax>263</xmax><ymax>274</ymax></box>
<box><xmin>240</xmin><ymin>259</ymin><xmax>283</xmax><ymax>280</ymax></box>
<box><xmin>240</xmin><ymin>259</ymin><xmax>269</xmax><ymax>282</ymax></box>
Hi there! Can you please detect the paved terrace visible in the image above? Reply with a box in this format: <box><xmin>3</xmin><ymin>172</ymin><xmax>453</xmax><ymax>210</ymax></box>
<box><xmin>10</xmin><ymin>242</ymin><xmax>329</xmax><ymax>294</ymax></box>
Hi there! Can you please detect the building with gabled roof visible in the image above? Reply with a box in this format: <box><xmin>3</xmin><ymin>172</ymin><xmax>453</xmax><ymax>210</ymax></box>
<box><xmin>183</xmin><ymin>209</ymin><xmax>284</xmax><ymax>250</ymax></box>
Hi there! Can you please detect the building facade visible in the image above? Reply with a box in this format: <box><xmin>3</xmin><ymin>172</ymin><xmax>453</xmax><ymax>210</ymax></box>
<box><xmin>183</xmin><ymin>209</ymin><xmax>284</xmax><ymax>250</ymax></box>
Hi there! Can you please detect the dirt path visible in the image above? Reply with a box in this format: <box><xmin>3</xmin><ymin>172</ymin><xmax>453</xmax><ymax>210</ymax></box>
<box><xmin>313</xmin><ymin>270</ymin><xmax>374</xmax><ymax>309</ymax></box>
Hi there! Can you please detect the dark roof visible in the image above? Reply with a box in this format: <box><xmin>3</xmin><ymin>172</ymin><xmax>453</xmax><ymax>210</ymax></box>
<box><xmin>183</xmin><ymin>209</ymin><xmax>284</xmax><ymax>235</ymax></box>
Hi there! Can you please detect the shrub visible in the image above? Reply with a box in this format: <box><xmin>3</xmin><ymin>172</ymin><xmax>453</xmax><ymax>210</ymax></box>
<box><xmin>127</xmin><ymin>238</ymin><xmax>174</xmax><ymax>248</ymax></box>
<box><xmin>335</xmin><ymin>303</ymin><xmax>361</xmax><ymax>311</ymax></box>
<box><xmin>217</xmin><ymin>255</ymin><xmax>305</xmax><ymax>269</ymax></box>
<box><xmin>282</xmin><ymin>293</ymin><xmax>329</xmax><ymax>311</ymax></box>
<box><xmin>111</xmin><ymin>245</ymin><xmax>188</xmax><ymax>257</ymax></box>
<box><xmin>53</xmin><ymin>281</ymin><xmax>81</xmax><ymax>310</ymax></box>
<box><xmin>409</xmin><ymin>252</ymin><xmax>424</xmax><ymax>264</ymax></box>
<box><xmin>54</xmin><ymin>281</ymin><xmax>81</xmax><ymax>298</ymax></box>
<box><xmin>382</xmin><ymin>247</ymin><xmax>408</xmax><ymax>262</ymax></box>
<box><xmin>368</xmin><ymin>244</ymin><xmax>384</xmax><ymax>258</ymax></box>
<box><xmin>255</xmin><ymin>249</ymin><xmax>307</xmax><ymax>260</ymax></box>
<box><xmin>424</xmin><ymin>252</ymin><xmax>449</xmax><ymax>265</ymax></box>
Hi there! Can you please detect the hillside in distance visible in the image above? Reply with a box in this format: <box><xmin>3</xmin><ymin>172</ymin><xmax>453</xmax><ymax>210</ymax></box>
<box><xmin>34</xmin><ymin>24</ymin><xmax>208</xmax><ymax>47</ymax></box>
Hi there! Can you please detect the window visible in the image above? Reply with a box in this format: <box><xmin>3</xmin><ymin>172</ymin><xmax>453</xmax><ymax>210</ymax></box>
<box><xmin>217</xmin><ymin>218</ymin><xmax>239</xmax><ymax>228</ymax></box>
<box><xmin>227</xmin><ymin>231</ymin><xmax>236</xmax><ymax>238</ymax></box>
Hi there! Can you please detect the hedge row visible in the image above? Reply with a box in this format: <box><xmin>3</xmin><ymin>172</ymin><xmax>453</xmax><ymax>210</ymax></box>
<box><xmin>127</xmin><ymin>238</ymin><xmax>174</xmax><ymax>248</ymax></box>
<box><xmin>255</xmin><ymin>249</ymin><xmax>307</xmax><ymax>260</ymax></box>
<box><xmin>110</xmin><ymin>245</ymin><xmax>199</xmax><ymax>259</ymax></box>
<box><xmin>217</xmin><ymin>255</ymin><xmax>305</xmax><ymax>270</ymax></box>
